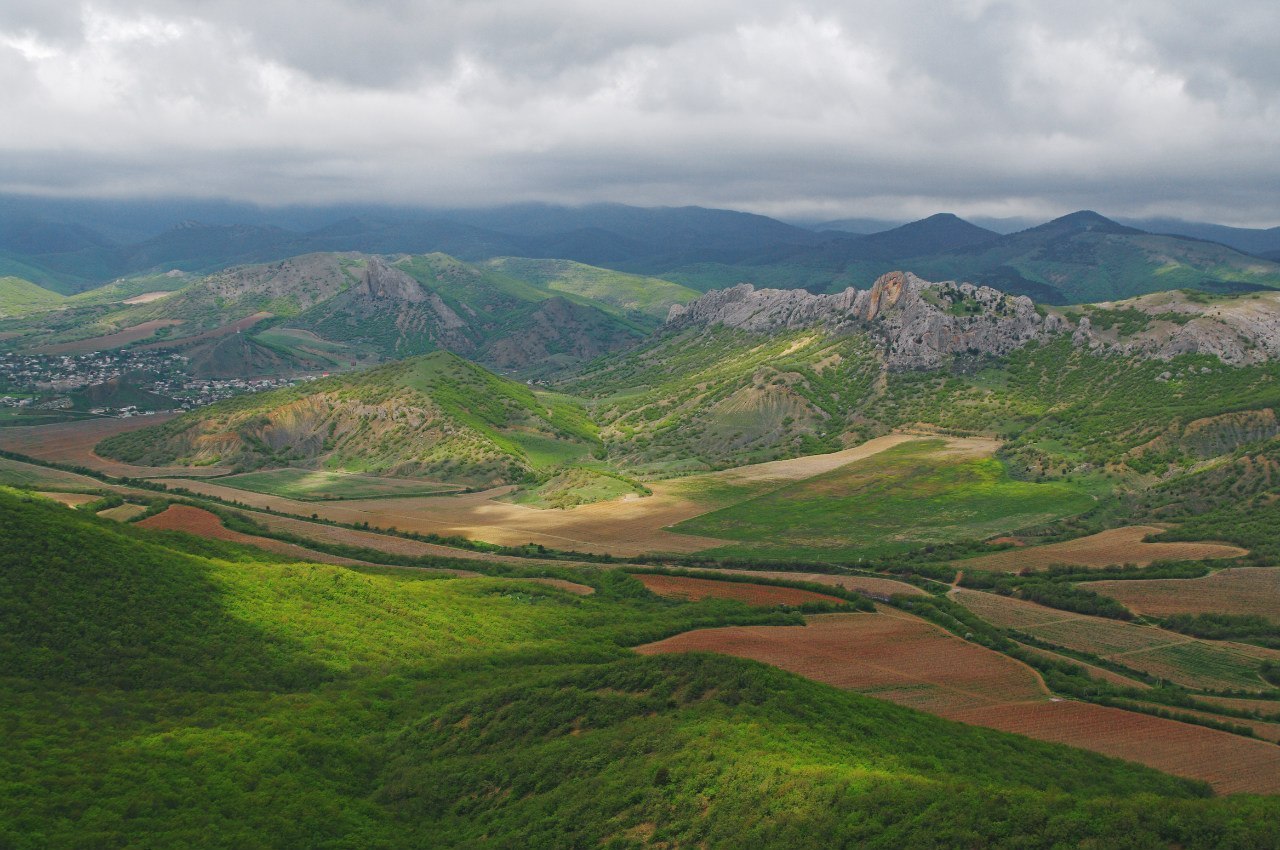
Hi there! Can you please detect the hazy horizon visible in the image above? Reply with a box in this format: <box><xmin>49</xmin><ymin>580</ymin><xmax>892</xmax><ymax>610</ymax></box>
<box><xmin>3</xmin><ymin>1</ymin><xmax>1279</xmax><ymax>226</ymax></box>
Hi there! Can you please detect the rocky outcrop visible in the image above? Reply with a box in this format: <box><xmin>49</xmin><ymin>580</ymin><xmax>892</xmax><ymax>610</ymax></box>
<box><xmin>666</xmin><ymin>271</ymin><xmax>1066</xmax><ymax>368</ymax></box>
<box><xmin>1073</xmin><ymin>292</ymin><xmax>1280</xmax><ymax>366</ymax></box>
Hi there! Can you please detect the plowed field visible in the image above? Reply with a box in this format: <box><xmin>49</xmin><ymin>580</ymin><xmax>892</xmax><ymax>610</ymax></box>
<box><xmin>633</xmin><ymin>574</ymin><xmax>842</xmax><ymax>606</ymax></box>
<box><xmin>955</xmin><ymin>526</ymin><xmax>1246</xmax><ymax>572</ymax></box>
<box><xmin>1088</xmin><ymin>568</ymin><xmax>1280</xmax><ymax>622</ymax></box>
<box><xmin>25</xmin><ymin>320</ymin><xmax>184</xmax><ymax>355</ymax></box>
<box><xmin>138</xmin><ymin>505</ymin><xmax>473</xmax><ymax>575</ymax></box>
<box><xmin>0</xmin><ymin>416</ymin><xmax>224</xmax><ymax>478</ymax></box>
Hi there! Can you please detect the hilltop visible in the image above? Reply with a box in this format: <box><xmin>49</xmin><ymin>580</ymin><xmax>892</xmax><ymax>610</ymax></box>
<box><xmin>96</xmin><ymin>351</ymin><xmax>598</xmax><ymax>485</ymax></box>
<box><xmin>0</xmin><ymin>252</ymin><xmax>693</xmax><ymax>378</ymax></box>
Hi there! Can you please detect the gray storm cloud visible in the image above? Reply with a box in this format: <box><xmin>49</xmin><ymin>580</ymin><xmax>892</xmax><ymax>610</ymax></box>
<box><xmin>1</xmin><ymin>0</ymin><xmax>1278</xmax><ymax>223</ymax></box>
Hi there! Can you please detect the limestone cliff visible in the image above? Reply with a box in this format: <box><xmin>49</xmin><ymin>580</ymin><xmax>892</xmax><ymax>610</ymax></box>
<box><xmin>666</xmin><ymin>271</ymin><xmax>1066</xmax><ymax>368</ymax></box>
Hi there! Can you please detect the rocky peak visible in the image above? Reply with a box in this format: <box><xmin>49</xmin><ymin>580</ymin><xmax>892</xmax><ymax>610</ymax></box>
<box><xmin>666</xmin><ymin>271</ymin><xmax>1064</xmax><ymax>368</ymax></box>
<box><xmin>355</xmin><ymin>257</ymin><xmax>428</xmax><ymax>303</ymax></box>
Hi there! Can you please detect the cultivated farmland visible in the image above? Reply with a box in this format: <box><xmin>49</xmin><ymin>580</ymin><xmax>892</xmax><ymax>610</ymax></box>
<box><xmin>216</xmin><ymin>468</ymin><xmax>461</xmax><ymax>501</ymax></box>
<box><xmin>952</xmin><ymin>589</ymin><xmax>1276</xmax><ymax>692</ymax></box>
<box><xmin>636</xmin><ymin>611</ymin><xmax>1280</xmax><ymax>793</ymax></box>
<box><xmin>1088</xmin><ymin>567</ymin><xmax>1280</xmax><ymax>622</ymax></box>
<box><xmin>24</xmin><ymin>320</ymin><xmax>185</xmax><ymax>355</ymax></box>
<box><xmin>673</xmin><ymin>439</ymin><xmax>1095</xmax><ymax>562</ymax></box>
<box><xmin>632</xmin><ymin>574</ymin><xmax>844</xmax><ymax>607</ymax></box>
<box><xmin>954</xmin><ymin>526</ymin><xmax>1247</xmax><ymax>572</ymax></box>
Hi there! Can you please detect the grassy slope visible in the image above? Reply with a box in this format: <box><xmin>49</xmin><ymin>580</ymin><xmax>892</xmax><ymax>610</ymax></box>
<box><xmin>95</xmin><ymin>351</ymin><xmax>597</xmax><ymax>482</ymax></box>
<box><xmin>484</xmin><ymin>257</ymin><xmax>700</xmax><ymax>323</ymax></box>
<box><xmin>6</xmin><ymin>488</ymin><xmax>1279</xmax><ymax>848</ymax></box>
<box><xmin>0</xmin><ymin>276</ymin><xmax>65</xmax><ymax>317</ymax></box>
<box><xmin>675</xmin><ymin>440</ymin><xmax>1094</xmax><ymax>560</ymax></box>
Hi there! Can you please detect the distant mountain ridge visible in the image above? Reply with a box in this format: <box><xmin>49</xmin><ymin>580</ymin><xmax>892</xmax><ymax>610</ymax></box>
<box><xmin>4</xmin><ymin>196</ymin><xmax>1280</xmax><ymax>306</ymax></box>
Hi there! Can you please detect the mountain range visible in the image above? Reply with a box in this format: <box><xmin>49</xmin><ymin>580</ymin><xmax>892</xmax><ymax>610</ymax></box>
<box><xmin>5</xmin><ymin>196</ymin><xmax>1280</xmax><ymax>306</ymax></box>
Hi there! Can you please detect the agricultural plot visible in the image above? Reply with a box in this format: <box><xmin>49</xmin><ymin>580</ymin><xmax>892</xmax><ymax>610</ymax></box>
<box><xmin>35</xmin><ymin>491</ymin><xmax>101</xmax><ymax>508</ymax></box>
<box><xmin>24</xmin><ymin>320</ymin><xmax>185</xmax><ymax>355</ymax></box>
<box><xmin>216</xmin><ymin>468</ymin><xmax>460</xmax><ymax>501</ymax></box>
<box><xmin>0</xmin><ymin>455</ymin><xmax>103</xmax><ymax>489</ymax></box>
<box><xmin>1087</xmin><ymin>567</ymin><xmax>1280</xmax><ymax>622</ymax></box>
<box><xmin>97</xmin><ymin>503</ymin><xmax>148</xmax><ymax>521</ymax></box>
<box><xmin>632</xmin><ymin>574</ymin><xmax>844</xmax><ymax>607</ymax></box>
<box><xmin>637</xmin><ymin>612</ymin><xmax>1047</xmax><ymax>713</ymax></box>
<box><xmin>955</xmin><ymin>526</ymin><xmax>1247</xmax><ymax>572</ymax></box>
<box><xmin>136</xmin><ymin>504</ymin><xmax>455</xmax><ymax>572</ymax></box>
<box><xmin>0</xmin><ymin>416</ymin><xmax>225</xmax><ymax>478</ymax></box>
<box><xmin>636</xmin><ymin>611</ymin><xmax>1280</xmax><ymax>793</ymax></box>
<box><xmin>673</xmin><ymin>439</ymin><xmax>1095</xmax><ymax>561</ymax></box>
<box><xmin>945</xmin><ymin>700</ymin><xmax>1280</xmax><ymax>796</ymax></box>
<box><xmin>952</xmin><ymin>589</ymin><xmax>1275</xmax><ymax>692</ymax></box>
<box><xmin>711</xmin><ymin>569</ymin><xmax>929</xmax><ymax>598</ymax></box>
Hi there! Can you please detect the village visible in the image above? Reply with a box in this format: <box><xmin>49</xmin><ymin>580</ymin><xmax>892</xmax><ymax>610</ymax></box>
<box><xmin>0</xmin><ymin>350</ymin><xmax>309</xmax><ymax>417</ymax></box>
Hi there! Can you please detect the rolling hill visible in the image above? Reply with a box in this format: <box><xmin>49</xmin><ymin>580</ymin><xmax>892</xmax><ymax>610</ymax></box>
<box><xmin>96</xmin><ymin>351</ymin><xmax>599</xmax><ymax>485</ymax></box>
<box><xmin>2</xmin><ymin>252</ymin><xmax>667</xmax><ymax>378</ymax></box>
<box><xmin>0</xmin><ymin>276</ymin><xmax>65</xmax><ymax>317</ymax></box>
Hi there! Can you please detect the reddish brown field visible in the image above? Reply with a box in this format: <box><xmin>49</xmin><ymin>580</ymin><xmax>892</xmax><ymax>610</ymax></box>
<box><xmin>1089</xmin><ymin>568</ymin><xmax>1280</xmax><ymax>622</ymax></box>
<box><xmin>135</xmin><ymin>312</ymin><xmax>272</xmax><ymax>350</ymax></box>
<box><xmin>0</xmin><ymin>416</ymin><xmax>226</xmax><ymax>478</ymax></box>
<box><xmin>638</xmin><ymin>612</ymin><xmax>1046</xmax><ymax>712</ymax></box>
<box><xmin>713</xmin><ymin>569</ymin><xmax>928</xmax><ymax>598</ymax></box>
<box><xmin>955</xmin><ymin>526</ymin><xmax>1246</xmax><ymax>572</ymax></box>
<box><xmin>637</xmin><ymin>611</ymin><xmax>1280</xmax><ymax>794</ymax></box>
<box><xmin>947</xmin><ymin>700</ymin><xmax>1280</xmax><ymax>795</ymax></box>
<box><xmin>25</xmin><ymin>320</ymin><xmax>185</xmax><ymax>355</ymax></box>
<box><xmin>633</xmin><ymin>574</ymin><xmax>843</xmax><ymax>607</ymax></box>
<box><xmin>1196</xmin><ymin>695</ymin><xmax>1280</xmax><ymax>719</ymax></box>
<box><xmin>138</xmin><ymin>505</ymin><xmax>474</xmax><ymax>575</ymax></box>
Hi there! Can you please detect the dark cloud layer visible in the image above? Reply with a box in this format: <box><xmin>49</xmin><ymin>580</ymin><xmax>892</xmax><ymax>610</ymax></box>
<box><xmin>2</xmin><ymin>1</ymin><xmax>1278</xmax><ymax>224</ymax></box>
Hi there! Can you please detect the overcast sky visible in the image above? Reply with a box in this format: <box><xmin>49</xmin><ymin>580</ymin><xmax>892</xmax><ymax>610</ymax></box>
<box><xmin>2</xmin><ymin>1</ymin><xmax>1278</xmax><ymax>224</ymax></box>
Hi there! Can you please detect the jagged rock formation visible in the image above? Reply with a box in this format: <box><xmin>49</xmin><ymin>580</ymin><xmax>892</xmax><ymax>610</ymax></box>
<box><xmin>667</xmin><ymin>271</ymin><xmax>1067</xmax><ymax>368</ymax></box>
<box><xmin>1071</xmin><ymin>290</ymin><xmax>1280</xmax><ymax>365</ymax></box>
<box><xmin>668</xmin><ymin>272</ymin><xmax>1280</xmax><ymax>369</ymax></box>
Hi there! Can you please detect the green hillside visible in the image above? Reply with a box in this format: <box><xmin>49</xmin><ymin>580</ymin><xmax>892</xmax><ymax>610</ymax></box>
<box><xmin>484</xmin><ymin>256</ymin><xmax>700</xmax><ymax>324</ymax></box>
<box><xmin>96</xmin><ymin>351</ymin><xmax>598</xmax><ymax>484</ymax></box>
<box><xmin>7</xmin><ymin>487</ymin><xmax>1279</xmax><ymax>848</ymax></box>
<box><xmin>566</xmin><ymin>316</ymin><xmax>1280</xmax><ymax>482</ymax></box>
<box><xmin>676</xmin><ymin>440</ymin><xmax>1095</xmax><ymax>560</ymax></box>
<box><xmin>0</xmin><ymin>276</ymin><xmax>65</xmax><ymax>317</ymax></box>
